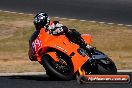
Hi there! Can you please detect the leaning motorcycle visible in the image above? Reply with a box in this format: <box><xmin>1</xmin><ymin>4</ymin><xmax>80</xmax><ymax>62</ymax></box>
<box><xmin>28</xmin><ymin>28</ymin><xmax>117</xmax><ymax>80</ymax></box>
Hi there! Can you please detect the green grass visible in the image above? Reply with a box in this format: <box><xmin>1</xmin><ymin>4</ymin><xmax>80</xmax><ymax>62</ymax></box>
<box><xmin>0</xmin><ymin>12</ymin><xmax>132</xmax><ymax>72</ymax></box>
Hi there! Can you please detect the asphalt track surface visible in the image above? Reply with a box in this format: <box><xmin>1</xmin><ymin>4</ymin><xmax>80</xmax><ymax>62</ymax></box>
<box><xmin>0</xmin><ymin>0</ymin><xmax>132</xmax><ymax>88</ymax></box>
<box><xmin>0</xmin><ymin>72</ymin><xmax>131</xmax><ymax>88</ymax></box>
<box><xmin>0</xmin><ymin>0</ymin><xmax>132</xmax><ymax>24</ymax></box>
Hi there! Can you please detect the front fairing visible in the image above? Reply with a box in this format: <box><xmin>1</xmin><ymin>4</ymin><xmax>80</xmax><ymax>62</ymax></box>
<box><xmin>32</xmin><ymin>28</ymin><xmax>89</xmax><ymax>73</ymax></box>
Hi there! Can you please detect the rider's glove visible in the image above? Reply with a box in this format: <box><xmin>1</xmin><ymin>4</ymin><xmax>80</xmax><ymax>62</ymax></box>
<box><xmin>86</xmin><ymin>45</ymin><xmax>93</xmax><ymax>49</ymax></box>
<box><xmin>56</xmin><ymin>23</ymin><xmax>63</xmax><ymax>28</ymax></box>
<box><xmin>54</xmin><ymin>28</ymin><xmax>64</xmax><ymax>34</ymax></box>
<box><xmin>53</xmin><ymin>23</ymin><xmax>64</xmax><ymax>34</ymax></box>
<box><xmin>86</xmin><ymin>45</ymin><xmax>96</xmax><ymax>55</ymax></box>
<box><xmin>47</xmin><ymin>23</ymin><xmax>64</xmax><ymax>35</ymax></box>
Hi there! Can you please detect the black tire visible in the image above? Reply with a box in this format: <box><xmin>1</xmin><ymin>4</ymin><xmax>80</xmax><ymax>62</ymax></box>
<box><xmin>46</xmin><ymin>70</ymin><xmax>54</xmax><ymax>78</ymax></box>
<box><xmin>41</xmin><ymin>54</ymin><xmax>73</xmax><ymax>80</ymax></box>
<box><xmin>93</xmin><ymin>50</ymin><xmax>117</xmax><ymax>74</ymax></box>
<box><xmin>80</xmin><ymin>50</ymin><xmax>117</xmax><ymax>75</ymax></box>
<box><xmin>97</xmin><ymin>58</ymin><xmax>117</xmax><ymax>74</ymax></box>
<box><xmin>77</xmin><ymin>76</ymin><xmax>86</xmax><ymax>84</ymax></box>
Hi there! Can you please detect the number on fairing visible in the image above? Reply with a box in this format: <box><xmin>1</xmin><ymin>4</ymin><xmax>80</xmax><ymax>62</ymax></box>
<box><xmin>32</xmin><ymin>38</ymin><xmax>42</xmax><ymax>52</ymax></box>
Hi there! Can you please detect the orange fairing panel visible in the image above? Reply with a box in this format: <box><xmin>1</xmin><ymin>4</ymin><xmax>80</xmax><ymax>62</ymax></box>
<box><xmin>38</xmin><ymin>28</ymin><xmax>88</xmax><ymax>73</ymax></box>
<box><xmin>38</xmin><ymin>28</ymin><xmax>55</xmax><ymax>47</ymax></box>
<box><xmin>46</xmin><ymin>38</ymin><xmax>89</xmax><ymax>73</ymax></box>
<box><xmin>70</xmin><ymin>50</ymin><xmax>88</xmax><ymax>73</ymax></box>
<box><xmin>81</xmin><ymin>34</ymin><xmax>92</xmax><ymax>45</ymax></box>
<box><xmin>39</xmin><ymin>28</ymin><xmax>74</xmax><ymax>55</ymax></box>
<box><xmin>47</xmin><ymin>52</ymin><xmax>59</xmax><ymax>62</ymax></box>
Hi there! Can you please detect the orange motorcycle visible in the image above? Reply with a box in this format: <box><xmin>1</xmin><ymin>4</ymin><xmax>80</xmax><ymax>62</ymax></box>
<box><xmin>28</xmin><ymin>28</ymin><xmax>117</xmax><ymax>80</ymax></box>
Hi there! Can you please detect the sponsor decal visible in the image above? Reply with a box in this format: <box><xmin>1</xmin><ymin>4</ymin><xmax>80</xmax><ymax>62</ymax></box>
<box><xmin>80</xmin><ymin>75</ymin><xmax>130</xmax><ymax>83</ymax></box>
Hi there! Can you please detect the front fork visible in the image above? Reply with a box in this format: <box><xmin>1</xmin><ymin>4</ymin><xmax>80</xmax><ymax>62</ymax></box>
<box><xmin>77</xmin><ymin>57</ymin><xmax>97</xmax><ymax>77</ymax></box>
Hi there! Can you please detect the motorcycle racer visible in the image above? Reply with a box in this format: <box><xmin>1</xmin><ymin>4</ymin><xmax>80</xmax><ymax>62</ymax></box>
<box><xmin>29</xmin><ymin>12</ymin><xmax>93</xmax><ymax>61</ymax></box>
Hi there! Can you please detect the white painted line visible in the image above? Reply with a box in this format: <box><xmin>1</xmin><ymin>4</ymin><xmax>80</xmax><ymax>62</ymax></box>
<box><xmin>0</xmin><ymin>72</ymin><xmax>46</xmax><ymax>76</ymax></box>
<box><xmin>3</xmin><ymin>11</ymin><xmax>10</xmax><ymax>13</ymax></box>
<box><xmin>107</xmin><ymin>23</ymin><xmax>114</xmax><ymax>25</ymax></box>
<box><xmin>0</xmin><ymin>9</ymin><xmax>33</xmax><ymax>16</ymax></box>
<box><xmin>61</xmin><ymin>18</ymin><xmax>68</xmax><ymax>20</ymax></box>
<box><xmin>117</xmin><ymin>24</ymin><xmax>124</xmax><ymax>26</ymax></box>
<box><xmin>99</xmin><ymin>22</ymin><xmax>105</xmax><ymax>24</ymax></box>
<box><xmin>27</xmin><ymin>14</ymin><xmax>33</xmax><ymax>16</ymax></box>
<box><xmin>18</xmin><ymin>13</ymin><xmax>25</xmax><ymax>15</ymax></box>
<box><xmin>89</xmin><ymin>21</ymin><xmax>97</xmax><ymax>23</ymax></box>
<box><xmin>118</xmin><ymin>70</ymin><xmax>132</xmax><ymax>72</ymax></box>
<box><xmin>80</xmin><ymin>20</ymin><xmax>86</xmax><ymax>22</ymax></box>
<box><xmin>54</xmin><ymin>17</ymin><xmax>59</xmax><ymax>18</ymax></box>
<box><xmin>10</xmin><ymin>12</ymin><xmax>17</xmax><ymax>14</ymax></box>
<box><xmin>1</xmin><ymin>9</ymin><xmax>132</xmax><ymax>27</ymax></box>
<box><xmin>0</xmin><ymin>70</ymin><xmax>132</xmax><ymax>76</ymax></box>
<box><xmin>69</xmin><ymin>19</ymin><xmax>77</xmax><ymax>21</ymax></box>
<box><xmin>126</xmin><ymin>25</ymin><xmax>132</xmax><ymax>27</ymax></box>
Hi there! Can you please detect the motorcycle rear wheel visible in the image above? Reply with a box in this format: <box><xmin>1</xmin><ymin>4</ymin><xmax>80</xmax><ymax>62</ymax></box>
<box><xmin>41</xmin><ymin>54</ymin><xmax>73</xmax><ymax>80</ymax></box>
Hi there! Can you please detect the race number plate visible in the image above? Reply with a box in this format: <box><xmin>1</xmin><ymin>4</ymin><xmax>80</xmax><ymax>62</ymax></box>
<box><xmin>32</xmin><ymin>37</ymin><xmax>42</xmax><ymax>52</ymax></box>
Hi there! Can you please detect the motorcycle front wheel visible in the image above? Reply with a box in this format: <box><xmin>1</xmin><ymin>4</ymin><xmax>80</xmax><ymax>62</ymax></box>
<box><xmin>93</xmin><ymin>50</ymin><xmax>117</xmax><ymax>74</ymax></box>
<box><xmin>83</xmin><ymin>50</ymin><xmax>117</xmax><ymax>75</ymax></box>
<box><xmin>41</xmin><ymin>54</ymin><xmax>73</xmax><ymax>80</ymax></box>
